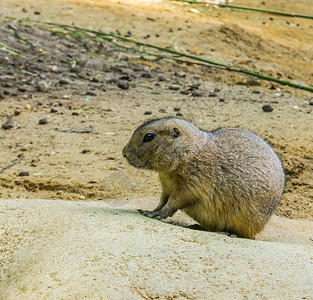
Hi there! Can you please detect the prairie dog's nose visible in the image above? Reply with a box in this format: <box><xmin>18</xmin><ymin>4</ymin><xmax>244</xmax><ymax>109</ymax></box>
<box><xmin>122</xmin><ymin>144</ymin><xmax>128</xmax><ymax>158</ymax></box>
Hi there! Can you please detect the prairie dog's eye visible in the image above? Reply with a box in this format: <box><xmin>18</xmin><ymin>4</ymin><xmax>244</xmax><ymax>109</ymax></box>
<box><xmin>143</xmin><ymin>133</ymin><xmax>155</xmax><ymax>143</ymax></box>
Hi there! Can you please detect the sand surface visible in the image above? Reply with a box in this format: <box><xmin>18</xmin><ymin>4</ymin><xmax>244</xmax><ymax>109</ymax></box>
<box><xmin>0</xmin><ymin>198</ymin><xmax>312</xmax><ymax>299</ymax></box>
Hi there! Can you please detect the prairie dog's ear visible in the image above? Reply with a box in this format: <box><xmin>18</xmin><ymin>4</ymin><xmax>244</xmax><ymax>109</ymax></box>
<box><xmin>171</xmin><ymin>127</ymin><xmax>181</xmax><ymax>139</ymax></box>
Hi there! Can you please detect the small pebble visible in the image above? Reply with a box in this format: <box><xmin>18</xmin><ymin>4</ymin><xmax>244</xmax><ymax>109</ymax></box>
<box><xmin>117</xmin><ymin>80</ymin><xmax>129</xmax><ymax>90</ymax></box>
<box><xmin>157</xmin><ymin>76</ymin><xmax>166</xmax><ymax>82</ymax></box>
<box><xmin>262</xmin><ymin>104</ymin><xmax>273</xmax><ymax>112</ymax></box>
<box><xmin>176</xmin><ymin>112</ymin><xmax>183</xmax><ymax>117</ymax></box>
<box><xmin>110</xmin><ymin>167</ymin><xmax>123</xmax><ymax>171</ymax></box>
<box><xmin>191</xmin><ymin>90</ymin><xmax>204</xmax><ymax>97</ymax></box>
<box><xmin>309</xmin><ymin>100</ymin><xmax>313</xmax><ymax>106</ymax></box>
<box><xmin>107</xmin><ymin>78</ymin><xmax>118</xmax><ymax>84</ymax></box>
<box><xmin>2</xmin><ymin>119</ymin><xmax>14</xmax><ymax>130</ymax></box>
<box><xmin>59</xmin><ymin>78</ymin><xmax>70</xmax><ymax>84</ymax></box>
<box><xmin>50</xmin><ymin>106</ymin><xmax>58</xmax><ymax>113</ymax></box>
<box><xmin>169</xmin><ymin>85</ymin><xmax>180</xmax><ymax>91</ymax></box>
<box><xmin>144</xmin><ymin>111</ymin><xmax>152</xmax><ymax>115</ymax></box>
<box><xmin>174</xmin><ymin>72</ymin><xmax>186</xmax><ymax>78</ymax></box>
<box><xmin>112</xmin><ymin>67</ymin><xmax>124</xmax><ymax>74</ymax></box>
<box><xmin>119</xmin><ymin>74</ymin><xmax>131</xmax><ymax>81</ymax></box>
<box><xmin>39</xmin><ymin>118</ymin><xmax>48</xmax><ymax>125</ymax></box>
<box><xmin>141</xmin><ymin>72</ymin><xmax>152</xmax><ymax>78</ymax></box>
<box><xmin>190</xmin><ymin>83</ymin><xmax>200</xmax><ymax>90</ymax></box>
<box><xmin>252</xmin><ymin>90</ymin><xmax>261</xmax><ymax>94</ymax></box>
<box><xmin>180</xmin><ymin>90</ymin><xmax>189</xmax><ymax>95</ymax></box>
<box><xmin>19</xmin><ymin>171</ymin><xmax>29</xmax><ymax>176</ymax></box>
<box><xmin>106</xmin><ymin>157</ymin><xmax>116</xmax><ymax>161</ymax></box>
<box><xmin>25</xmin><ymin>79</ymin><xmax>35</xmax><ymax>86</ymax></box>
<box><xmin>18</xmin><ymin>86</ymin><xmax>27</xmax><ymax>92</ymax></box>
<box><xmin>133</xmin><ymin>66</ymin><xmax>143</xmax><ymax>72</ymax></box>
<box><xmin>36</xmin><ymin>81</ymin><xmax>49</xmax><ymax>92</ymax></box>
<box><xmin>86</xmin><ymin>90</ymin><xmax>97</xmax><ymax>96</ymax></box>
<box><xmin>159</xmin><ymin>109</ymin><xmax>167</xmax><ymax>113</ymax></box>
<box><xmin>219</xmin><ymin>97</ymin><xmax>225</xmax><ymax>102</ymax></box>
<box><xmin>2</xmin><ymin>82</ymin><xmax>13</xmax><ymax>88</ymax></box>
<box><xmin>209</xmin><ymin>93</ymin><xmax>217</xmax><ymax>97</ymax></box>
<box><xmin>14</xmin><ymin>109</ymin><xmax>21</xmax><ymax>116</ymax></box>
<box><xmin>82</xmin><ymin>149</ymin><xmax>90</xmax><ymax>154</ymax></box>
<box><xmin>173</xmin><ymin>107</ymin><xmax>181</xmax><ymax>112</ymax></box>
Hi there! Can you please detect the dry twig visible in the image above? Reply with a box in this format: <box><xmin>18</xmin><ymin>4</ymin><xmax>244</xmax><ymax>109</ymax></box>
<box><xmin>0</xmin><ymin>154</ymin><xmax>24</xmax><ymax>174</ymax></box>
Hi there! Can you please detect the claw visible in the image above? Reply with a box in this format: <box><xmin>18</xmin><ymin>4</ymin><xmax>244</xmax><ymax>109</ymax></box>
<box><xmin>137</xmin><ymin>208</ymin><xmax>169</xmax><ymax>220</ymax></box>
<box><xmin>138</xmin><ymin>209</ymin><xmax>154</xmax><ymax>217</ymax></box>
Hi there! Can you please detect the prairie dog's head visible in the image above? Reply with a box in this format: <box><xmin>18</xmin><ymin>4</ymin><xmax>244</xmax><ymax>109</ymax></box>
<box><xmin>122</xmin><ymin>118</ymin><xmax>203</xmax><ymax>172</ymax></box>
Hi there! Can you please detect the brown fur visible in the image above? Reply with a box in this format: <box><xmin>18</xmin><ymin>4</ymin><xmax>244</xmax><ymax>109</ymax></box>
<box><xmin>122</xmin><ymin>118</ymin><xmax>285</xmax><ymax>239</ymax></box>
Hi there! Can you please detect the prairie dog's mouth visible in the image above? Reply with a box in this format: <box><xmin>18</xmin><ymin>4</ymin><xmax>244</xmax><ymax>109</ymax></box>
<box><xmin>124</xmin><ymin>153</ymin><xmax>147</xmax><ymax>169</ymax></box>
<box><xmin>127</xmin><ymin>160</ymin><xmax>146</xmax><ymax>169</ymax></box>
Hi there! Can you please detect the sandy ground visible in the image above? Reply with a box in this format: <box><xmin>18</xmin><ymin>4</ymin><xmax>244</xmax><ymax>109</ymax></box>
<box><xmin>0</xmin><ymin>198</ymin><xmax>312</xmax><ymax>299</ymax></box>
<box><xmin>0</xmin><ymin>0</ymin><xmax>313</xmax><ymax>298</ymax></box>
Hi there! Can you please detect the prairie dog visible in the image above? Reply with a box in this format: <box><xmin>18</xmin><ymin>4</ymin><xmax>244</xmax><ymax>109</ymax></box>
<box><xmin>122</xmin><ymin>117</ymin><xmax>285</xmax><ymax>239</ymax></box>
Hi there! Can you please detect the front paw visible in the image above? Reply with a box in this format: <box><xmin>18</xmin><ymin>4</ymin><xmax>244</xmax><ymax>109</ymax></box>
<box><xmin>138</xmin><ymin>209</ymin><xmax>169</xmax><ymax>220</ymax></box>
